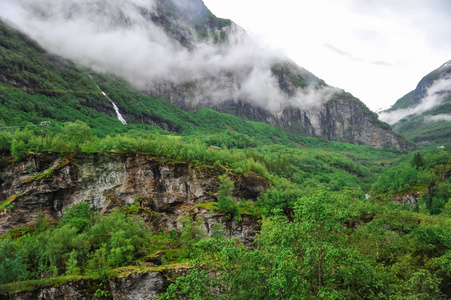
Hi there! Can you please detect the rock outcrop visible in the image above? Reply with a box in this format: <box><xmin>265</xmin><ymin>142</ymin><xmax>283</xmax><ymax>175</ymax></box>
<box><xmin>1</xmin><ymin>269</ymin><xmax>177</xmax><ymax>299</ymax></box>
<box><xmin>0</xmin><ymin>153</ymin><xmax>269</xmax><ymax>245</ymax></box>
<box><xmin>0</xmin><ymin>152</ymin><xmax>269</xmax><ymax>299</ymax></box>
<box><xmin>392</xmin><ymin>191</ymin><xmax>425</xmax><ymax>206</ymax></box>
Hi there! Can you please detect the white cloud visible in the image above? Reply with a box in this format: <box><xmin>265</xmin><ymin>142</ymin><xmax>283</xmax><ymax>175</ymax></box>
<box><xmin>378</xmin><ymin>77</ymin><xmax>451</xmax><ymax>124</ymax></box>
<box><xmin>424</xmin><ymin>114</ymin><xmax>451</xmax><ymax>122</ymax></box>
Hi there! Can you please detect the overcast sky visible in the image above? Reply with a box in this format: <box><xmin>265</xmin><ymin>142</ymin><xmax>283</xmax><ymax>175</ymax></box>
<box><xmin>203</xmin><ymin>0</ymin><xmax>451</xmax><ymax>111</ymax></box>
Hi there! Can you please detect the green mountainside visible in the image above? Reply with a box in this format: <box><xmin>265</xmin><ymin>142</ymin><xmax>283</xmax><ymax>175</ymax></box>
<box><xmin>0</xmin><ymin>0</ymin><xmax>408</xmax><ymax>149</ymax></box>
<box><xmin>393</xmin><ymin>96</ymin><xmax>451</xmax><ymax>145</ymax></box>
<box><xmin>383</xmin><ymin>61</ymin><xmax>451</xmax><ymax>145</ymax></box>
<box><xmin>0</xmin><ymin>3</ymin><xmax>450</xmax><ymax>299</ymax></box>
<box><xmin>0</xmin><ymin>20</ymin><xmax>310</xmax><ymax>143</ymax></box>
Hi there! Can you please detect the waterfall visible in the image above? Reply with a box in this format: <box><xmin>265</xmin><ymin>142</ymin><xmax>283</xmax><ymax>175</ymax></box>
<box><xmin>89</xmin><ymin>75</ymin><xmax>127</xmax><ymax>125</ymax></box>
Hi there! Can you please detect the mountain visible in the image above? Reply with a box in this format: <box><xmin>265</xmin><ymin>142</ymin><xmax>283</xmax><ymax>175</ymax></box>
<box><xmin>379</xmin><ymin>60</ymin><xmax>451</xmax><ymax>145</ymax></box>
<box><xmin>0</xmin><ymin>0</ymin><xmax>407</xmax><ymax>149</ymax></box>
<box><xmin>2</xmin><ymin>2</ymin><xmax>451</xmax><ymax>297</ymax></box>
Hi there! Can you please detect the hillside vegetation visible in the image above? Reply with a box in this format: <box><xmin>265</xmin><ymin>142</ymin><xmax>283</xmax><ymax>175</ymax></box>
<box><xmin>392</xmin><ymin>95</ymin><xmax>451</xmax><ymax>145</ymax></box>
<box><xmin>1</xmin><ymin>13</ymin><xmax>451</xmax><ymax>300</ymax></box>
<box><xmin>1</xmin><ymin>118</ymin><xmax>451</xmax><ymax>299</ymax></box>
<box><xmin>387</xmin><ymin>61</ymin><xmax>451</xmax><ymax>146</ymax></box>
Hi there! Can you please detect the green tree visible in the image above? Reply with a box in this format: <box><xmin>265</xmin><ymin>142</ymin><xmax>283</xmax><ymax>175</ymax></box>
<box><xmin>179</xmin><ymin>213</ymin><xmax>206</xmax><ymax>258</ymax></box>
<box><xmin>10</xmin><ymin>139</ymin><xmax>28</xmax><ymax>159</ymax></box>
<box><xmin>395</xmin><ymin>269</ymin><xmax>445</xmax><ymax>299</ymax></box>
<box><xmin>107</xmin><ymin>229</ymin><xmax>135</xmax><ymax>268</ymax></box>
<box><xmin>10</xmin><ymin>128</ymin><xmax>39</xmax><ymax>159</ymax></box>
<box><xmin>85</xmin><ymin>247</ymin><xmax>113</xmax><ymax>280</ymax></box>
<box><xmin>217</xmin><ymin>175</ymin><xmax>239</xmax><ymax>220</ymax></box>
<box><xmin>0</xmin><ymin>130</ymin><xmax>12</xmax><ymax>152</ymax></box>
<box><xmin>412</xmin><ymin>152</ymin><xmax>425</xmax><ymax>168</ymax></box>
<box><xmin>0</xmin><ymin>239</ymin><xmax>28</xmax><ymax>284</ymax></box>
<box><xmin>62</xmin><ymin>120</ymin><xmax>94</xmax><ymax>152</ymax></box>
<box><xmin>259</xmin><ymin>188</ymin><xmax>379</xmax><ymax>299</ymax></box>
<box><xmin>157</xmin><ymin>268</ymin><xmax>215</xmax><ymax>300</ymax></box>
<box><xmin>39</xmin><ymin>225</ymin><xmax>80</xmax><ymax>276</ymax></box>
<box><xmin>61</xmin><ymin>203</ymin><xmax>95</xmax><ymax>233</ymax></box>
<box><xmin>65</xmin><ymin>250</ymin><xmax>81</xmax><ymax>276</ymax></box>
<box><xmin>87</xmin><ymin>210</ymin><xmax>149</xmax><ymax>268</ymax></box>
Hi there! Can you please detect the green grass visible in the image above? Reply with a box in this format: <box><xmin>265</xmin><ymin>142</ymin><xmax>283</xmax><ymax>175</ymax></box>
<box><xmin>196</xmin><ymin>202</ymin><xmax>219</xmax><ymax>211</ymax></box>
<box><xmin>0</xmin><ymin>275</ymin><xmax>86</xmax><ymax>294</ymax></box>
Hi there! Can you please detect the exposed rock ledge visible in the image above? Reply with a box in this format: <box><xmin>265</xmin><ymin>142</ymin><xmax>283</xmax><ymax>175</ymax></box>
<box><xmin>0</xmin><ymin>153</ymin><xmax>270</xmax><ymax>298</ymax></box>
<box><xmin>1</xmin><ymin>266</ymin><xmax>188</xmax><ymax>299</ymax></box>
<box><xmin>0</xmin><ymin>153</ymin><xmax>270</xmax><ymax>245</ymax></box>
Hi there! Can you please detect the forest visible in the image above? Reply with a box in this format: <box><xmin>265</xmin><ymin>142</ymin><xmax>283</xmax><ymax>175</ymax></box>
<box><xmin>0</xmin><ymin>120</ymin><xmax>450</xmax><ymax>299</ymax></box>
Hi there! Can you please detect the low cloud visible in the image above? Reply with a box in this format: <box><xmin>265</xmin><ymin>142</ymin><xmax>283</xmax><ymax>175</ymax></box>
<box><xmin>424</xmin><ymin>114</ymin><xmax>451</xmax><ymax>122</ymax></box>
<box><xmin>0</xmin><ymin>0</ymin><xmax>334</xmax><ymax>112</ymax></box>
<box><xmin>379</xmin><ymin>76</ymin><xmax>451</xmax><ymax>124</ymax></box>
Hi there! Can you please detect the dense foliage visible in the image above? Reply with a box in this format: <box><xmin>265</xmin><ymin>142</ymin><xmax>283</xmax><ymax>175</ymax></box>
<box><xmin>392</xmin><ymin>101</ymin><xmax>451</xmax><ymax>146</ymax></box>
<box><xmin>0</xmin><ymin>203</ymin><xmax>190</xmax><ymax>285</ymax></box>
<box><xmin>1</xmin><ymin>120</ymin><xmax>450</xmax><ymax>298</ymax></box>
<box><xmin>2</xmin><ymin>184</ymin><xmax>451</xmax><ymax>299</ymax></box>
<box><xmin>372</xmin><ymin>149</ymin><xmax>451</xmax><ymax>215</ymax></box>
<box><xmin>158</xmin><ymin>187</ymin><xmax>451</xmax><ymax>299</ymax></box>
<box><xmin>1</xmin><ymin>15</ymin><xmax>451</xmax><ymax>299</ymax></box>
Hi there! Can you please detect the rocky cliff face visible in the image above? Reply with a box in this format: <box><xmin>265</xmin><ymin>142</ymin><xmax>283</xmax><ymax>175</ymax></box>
<box><xmin>1</xmin><ymin>268</ymin><xmax>179</xmax><ymax>299</ymax></box>
<box><xmin>139</xmin><ymin>0</ymin><xmax>407</xmax><ymax>149</ymax></box>
<box><xmin>274</xmin><ymin>97</ymin><xmax>405</xmax><ymax>148</ymax></box>
<box><xmin>0</xmin><ymin>153</ymin><xmax>269</xmax><ymax>245</ymax></box>
<box><xmin>0</xmin><ymin>152</ymin><xmax>269</xmax><ymax>299</ymax></box>
<box><xmin>148</xmin><ymin>80</ymin><xmax>406</xmax><ymax>148</ymax></box>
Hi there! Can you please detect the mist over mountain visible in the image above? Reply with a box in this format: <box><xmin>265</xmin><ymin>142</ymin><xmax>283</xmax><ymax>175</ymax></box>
<box><xmin>1</xmin><ymin>0</ymin><xmax>327</xmax><ymax>111</ymax></box>
<box><xmin>379</xmin><ymin>60</ymin><xmax>451</xmax><ymax>144</ymax></box>
<box><xmin>0</xmin><ymin>0</ymin><xmax>406</xmax><ymax>148</ymax></box>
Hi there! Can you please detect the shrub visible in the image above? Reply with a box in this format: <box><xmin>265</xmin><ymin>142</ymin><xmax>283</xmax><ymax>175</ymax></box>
<box><xmin>217</xmin><ymin>175</ymin><xmax>239</xmax><ymax>219</ymax></box>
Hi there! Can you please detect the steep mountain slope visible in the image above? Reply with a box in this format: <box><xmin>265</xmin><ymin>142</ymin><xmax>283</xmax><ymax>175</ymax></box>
<box><xmin>0</xmin><ymin>19</ymin><xmax>320</xmax><ymax>147</ymax></box>
<box><xmin>380</xmin><ymin>61</ymin><xmax>451</xmax><ymax>145</ymax></box>
<box><xmin>0</xmin><ymin>0</ymin><xmax>407</xmax><ymax>149</ymax></box>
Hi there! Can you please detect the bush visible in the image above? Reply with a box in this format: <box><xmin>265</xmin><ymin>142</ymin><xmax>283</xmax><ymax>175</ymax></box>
<box><xmin>0</xmin><ymin>239</ymin><xmax>28</xmax><ymax>284</ymax></box>
<box><xmin>217</xmin><ymin>175</ymin><xmax>239</xmax><ymax>219</ymax></box>
<box><xmin>61</xmin><ymin>203</ymin><xmax>95</xmax><ymax>233</ymax></box>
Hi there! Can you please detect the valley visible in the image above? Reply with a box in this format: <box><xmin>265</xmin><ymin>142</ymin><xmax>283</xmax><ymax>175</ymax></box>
<box><xmin>0</xmin><ymin>0</ymin><xmax>450</xmax><ymax>299</ymax></box>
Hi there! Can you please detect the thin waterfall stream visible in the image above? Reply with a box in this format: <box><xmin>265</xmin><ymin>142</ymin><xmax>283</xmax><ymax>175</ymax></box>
<box><xmin>89</xmin><ymin>75</ymin><xmax>127</xmax><ymax>124</ymax></box>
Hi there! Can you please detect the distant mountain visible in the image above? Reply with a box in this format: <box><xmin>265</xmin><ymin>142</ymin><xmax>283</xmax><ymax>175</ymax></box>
<box><xmin>0</xmin><ymin>0</ymin><xmax>408</xmax><ymax>149</ymax></box>
<box><xmin>379</xmin><ymin>61</ymin><xmax>451</xmax><ymax>145</ymax></box>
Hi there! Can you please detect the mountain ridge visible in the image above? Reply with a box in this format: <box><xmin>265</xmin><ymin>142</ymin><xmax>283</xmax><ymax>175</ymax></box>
<box><xmin>0</xmin><ymin>0</ymin><xmax>408</xmax><ymax>149</ymax></box>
